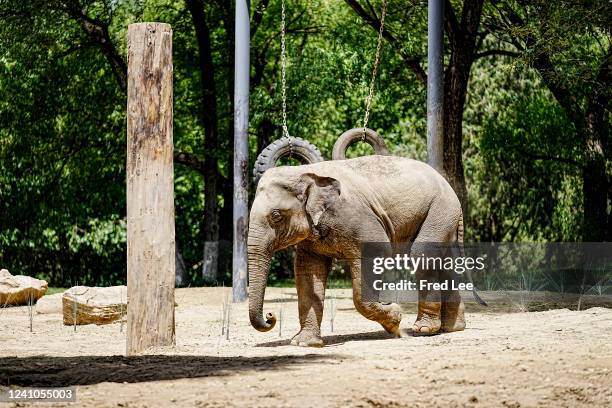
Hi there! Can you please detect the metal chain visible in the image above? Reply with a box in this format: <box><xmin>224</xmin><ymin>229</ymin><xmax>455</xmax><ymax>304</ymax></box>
<box><xmin>280</xmin><ymin>0</ymin><xmax>292</xmax><ymax>156</ymax></box>
<box><xmin>280</xmin><ymin>0</ymin><xmax>386</xmax><ymax>147</ymax></box>
<box><xmin>362</xmin><ymin>0</ymin><xmax>388</xmax><ymax>140</ymax></box>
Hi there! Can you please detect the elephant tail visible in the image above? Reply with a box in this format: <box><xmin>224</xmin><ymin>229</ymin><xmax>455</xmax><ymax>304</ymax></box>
<box><xmin>457</xmin><ymin>212</ymin><xmax>464</xmax><ymax>245</ymax></box>
<box><xmin>458</xmin><ymin>214</ymin><xmax>488</xmax><ymax>306</ymax></box>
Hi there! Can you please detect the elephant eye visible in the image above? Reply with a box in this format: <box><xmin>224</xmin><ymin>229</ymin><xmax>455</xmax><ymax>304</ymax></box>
<box><xmin>270</xmin><ymin>209</ymin><xmax>283</xmax><ymax>223</ymax></box>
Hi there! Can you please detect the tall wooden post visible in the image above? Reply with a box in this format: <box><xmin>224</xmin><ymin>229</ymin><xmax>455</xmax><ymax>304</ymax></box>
<box><xmin>126</xmin><ymin>23</ymin><xmax>175</xmax><ymax>355</ymax></box>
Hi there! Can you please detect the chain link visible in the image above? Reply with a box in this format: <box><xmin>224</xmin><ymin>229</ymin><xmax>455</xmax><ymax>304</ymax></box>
<box><xmin>280</xmin><ymin>0</ymin><xmax>292</xmax><ymax>156</ymax></box>
<box><xmin>362</xmin><ymin>0</ymin><xmax>388</xmax><ymax>140</ymax></box>
<box><xmin>280</xmin><ymin>0</ymin><xmax>387</xmax><ymax>147</ymax></box>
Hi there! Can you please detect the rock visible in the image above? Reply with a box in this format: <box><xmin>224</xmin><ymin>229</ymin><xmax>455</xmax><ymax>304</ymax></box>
<box><xmin>36</xmin><ymin>292</ymin><xmax>64</xmax><ymax>314</ymax></box>
<box><xmin>62</xmin><ymin>286</ymin><xmax>127</xmax><ymax>325</ymax></box>
<box><xmin>0</xmin><ymin>269</ymin><xmax>48</xmax><ymax>306</ymax></box>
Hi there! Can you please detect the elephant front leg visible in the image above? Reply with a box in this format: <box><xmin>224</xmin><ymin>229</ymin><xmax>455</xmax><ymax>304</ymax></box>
<box><xmin>349</xmin><ymin>259</ymin><xmax>402</xmax><ymax>335</ymax></box>
<box><xmin>292</xmin><ymin>246</ymin><xmax>330</xmax><ymax>347</ymax></box>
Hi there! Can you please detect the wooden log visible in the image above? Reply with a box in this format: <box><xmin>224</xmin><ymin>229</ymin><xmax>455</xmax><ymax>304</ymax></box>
<box><xmin>62</xmin><ymin>286</ymin><xmax>127</xmax><ymax>326</ymax></box>
<box><xmin>0</xmin><ymin>269</ymin><xmax>48</xmax><ymax>306</ymax></box>
<box><xmin>126</xmin><ymin>22</ymin><xmax>175</xmax><ymax>355</ymax></box>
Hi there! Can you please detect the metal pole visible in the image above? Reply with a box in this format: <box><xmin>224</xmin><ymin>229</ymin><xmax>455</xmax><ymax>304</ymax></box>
<box><xmin>232</xmin><ymin>0</ymin><xmax>249</xmax><ymax>302</ymax></box>
<box><xmin>427</xmin><ymin>0</ymin><xmax>444</xmax><ymax>174</ymax></box>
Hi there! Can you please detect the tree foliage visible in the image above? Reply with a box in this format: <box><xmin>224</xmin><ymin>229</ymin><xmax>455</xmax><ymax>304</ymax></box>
<box><xmin>0</xmin><ymin>0</ymin><xmax>609</xmax><ymax>286</ymax></box>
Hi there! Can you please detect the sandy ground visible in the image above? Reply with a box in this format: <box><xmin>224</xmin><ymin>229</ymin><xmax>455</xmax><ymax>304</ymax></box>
<box><xmin>1</xmin><ymin>287</ymin><xmax>612</xmax><ymax>408</ymax></box>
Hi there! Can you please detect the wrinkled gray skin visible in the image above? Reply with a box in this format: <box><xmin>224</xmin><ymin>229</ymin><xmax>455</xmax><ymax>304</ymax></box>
<box><xmin>248</xmin><ymin>155</ymin><xmax>466</xmax><ymax>347</ymax></box>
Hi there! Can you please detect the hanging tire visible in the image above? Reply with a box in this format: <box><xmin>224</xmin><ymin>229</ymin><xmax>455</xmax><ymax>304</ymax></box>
<box><xmin>253</xmin><ymin>136</ymin><xmax>324</xmax><ymax>184</ymax></box>
<box><xmin>332</xmin><ymin>127</ymin><xmax>390</xmax><ymax>160</ymax></box>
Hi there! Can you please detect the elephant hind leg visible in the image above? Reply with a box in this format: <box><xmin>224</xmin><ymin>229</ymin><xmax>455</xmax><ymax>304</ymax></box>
<box><xmin>411</xmin><ymin>202</ymin><xmax>462</xmax><ymax>335</ymax></box>
<box><xmin>355</xmin><ymin>299</ymin><xmax>403</xmax><ymax>335</ymax></box>
<box><xmin>361</xmin><ymin>301</ymin><xmax>402</xmax><ymax>335</ymax></box>
<box><xmin>440</xmin><ymin>260</ymin><xmax>465</xmax><ymax>332</ymax></box>
<box><xmin>441</xmin><ymin>298</ymin><xmax>465</xmax><ymax>332</ymax></box>
<box><xmin>412</xmin><ymin>251</ymin><xmax>442</xmax><ymax>335</ymax></box>
<box><xmin>348</xmin><ymin>259</ymin><xmax>402</xmax><ymax>335</ymax></box>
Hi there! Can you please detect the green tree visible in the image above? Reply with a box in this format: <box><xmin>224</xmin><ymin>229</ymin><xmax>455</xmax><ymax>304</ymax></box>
<box><xmin>484</xmin><ymin>0</ymin><xmax>611</xmax><ymax>241</ymax></box>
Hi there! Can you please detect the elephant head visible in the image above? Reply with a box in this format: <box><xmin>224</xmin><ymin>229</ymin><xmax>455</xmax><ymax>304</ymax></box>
<box><xmin>248</xmin><ymin>136</ymin><xmax>341</xmax><ymax>332</ymax></box>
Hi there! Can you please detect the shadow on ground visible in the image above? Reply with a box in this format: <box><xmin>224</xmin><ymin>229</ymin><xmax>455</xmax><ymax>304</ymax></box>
<box><xmin>0</xmin><ymin>354</ymin><xmax>339</xmax><ymax>387</ymax></box>
<box><xmin>256</xmin><ymin>330</ymin><xmax>398</xmax><ymax>347</ymax></box>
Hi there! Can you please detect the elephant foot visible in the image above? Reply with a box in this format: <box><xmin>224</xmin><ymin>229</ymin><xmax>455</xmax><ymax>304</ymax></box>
<box><xmin>412</xmin><ymin>315</ymin><xmax>441</xmax><ymax>334</ymax></box>
<box><xmin>412</xmin><ymin>301</ymin><xmax>441</xmax><ymax>335</ymax></box>
<box><xmin>441</xmin><ymin>301</ymin><xmax>466</xmax><ymax>332</ymax></box>
<box><xmin>290</xmin><ymin>330</ymin><xmax>324</xmax><ymax>347</ymax></box>
<box><xmin>379</xmin><ymin>303</ymin><xmax>402</xmax><ymax>335</ymax></box>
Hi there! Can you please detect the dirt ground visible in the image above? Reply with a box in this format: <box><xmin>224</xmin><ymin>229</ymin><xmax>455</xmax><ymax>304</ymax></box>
<box><xmin>1</xmin><ymin>287</ymin><xmax>612</xmax><ymax>408</ymax></box>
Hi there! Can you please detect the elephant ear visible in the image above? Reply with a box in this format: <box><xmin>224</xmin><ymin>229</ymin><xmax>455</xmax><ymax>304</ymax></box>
<box><xmin>299</xmin><ymin>173</ymin><xmax>341</xmax><ymax>226</ymax></box>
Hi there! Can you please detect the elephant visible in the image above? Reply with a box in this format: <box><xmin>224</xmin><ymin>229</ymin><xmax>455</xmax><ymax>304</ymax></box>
<box><xmin>248</xmin><ymin>134</ymin><xmax>474</xmax><ymax>347</ymax></box>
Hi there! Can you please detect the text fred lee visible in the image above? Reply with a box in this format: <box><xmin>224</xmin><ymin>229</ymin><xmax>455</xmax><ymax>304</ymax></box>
<box><xmin>372</xmin><ymin>280</ymin><xmax>474</xmax><ymax>291</ymax></box>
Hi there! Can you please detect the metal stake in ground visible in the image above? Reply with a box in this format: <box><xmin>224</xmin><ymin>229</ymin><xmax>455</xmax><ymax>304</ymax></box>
<box><xmin>73</xmin><ymin>281</ymin><xmax>78</xmax><ymax>332</ymax></box>
<box><xmin>225</xmin><ymin>302</ymin><xmax>232</xmax><ymax>341</ymax></box>
<box><xmin>279</xmin><ymin>302</ymin><xmax>284</xmax><ymax>338</ymax></box>
<box><xmin>28</xmin><ymin>292</ymin><xmax>33</xmax><ymax>333</ymax></box>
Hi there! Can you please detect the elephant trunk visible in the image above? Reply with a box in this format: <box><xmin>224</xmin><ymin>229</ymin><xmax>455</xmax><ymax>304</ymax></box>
<box><xmin>248</xmin><ymin>230</ymin><xmax>276</xmax><ymax>332</ymax></box>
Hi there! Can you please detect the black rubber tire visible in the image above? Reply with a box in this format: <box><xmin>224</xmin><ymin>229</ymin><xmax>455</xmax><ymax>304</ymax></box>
<box><xmin>253</xmin><ymin>136</ymin><xmax>324</xmax><ymax>184</ymax></box>
<box><xmin>332</xmin><ymin>127</ymin><xmax>390</xmax><ymax>160</ymax></box>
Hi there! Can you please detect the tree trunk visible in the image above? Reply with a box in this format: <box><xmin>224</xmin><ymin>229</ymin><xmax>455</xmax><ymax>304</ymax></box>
<box><xmin>442</xmin><ymin>0</ymin><xmax>484</xmax><ymax>218</ymax></box>
<box><xmin>185</xmin><ymin>0</ymin><xmax>220</xmax><ymax>282</ymax></box>
<box><xmin>175</xmin><ymin>241</ymin><xmax>187</xmax><ymax>287</ymax></box>
<box><xmin>217</xmin><ymin>0</ymin><xmax>237</xmax><ymax>282</ymax></box>
<box><xmin>218</xmin><ymin>132</ymin><xmax>234</xmax><ymax>283</ymax></box>
<box><xmin>257</xmin><ymin>118</ymin><xmax>274</xmax><ymax>153</ymax></box>
<box><xmin>585</xmin><ymin>46</ymin><xmax>610</xmax><ymax>241</ymax></box>
<box><xmin>220</xmin><ymin>17</ymin><xmax>236</xmax><ymax>244</ymax></box>
<box><xmin>581</xmin><ymin>100</ymin><xmax>609</xmax><ymax>242</ymax></box>
<box><xmin>219</xmin><ymin>159</ymin><xmax>234</xmax><ymax>241</ymax></box>
<box><xmin>442</xmin><ymin>75</ymin><xmax>469</xmax><ymax>216</ymax></box>
<box><xmin>582</xmin><ymin>158</ymin><xmax>607</xmax><ymax>241</ymax></box>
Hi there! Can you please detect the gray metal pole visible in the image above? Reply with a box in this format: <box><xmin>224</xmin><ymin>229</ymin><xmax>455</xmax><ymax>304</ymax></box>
<box><xmin>232</xmin><ymin>0</ymin><xmax>249</xmax><ymax>302</ymax></box>
<box><xmin>427</xmin><ymin>0</ymin><xmax>444</xmax><ymax>174</ymax></box>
